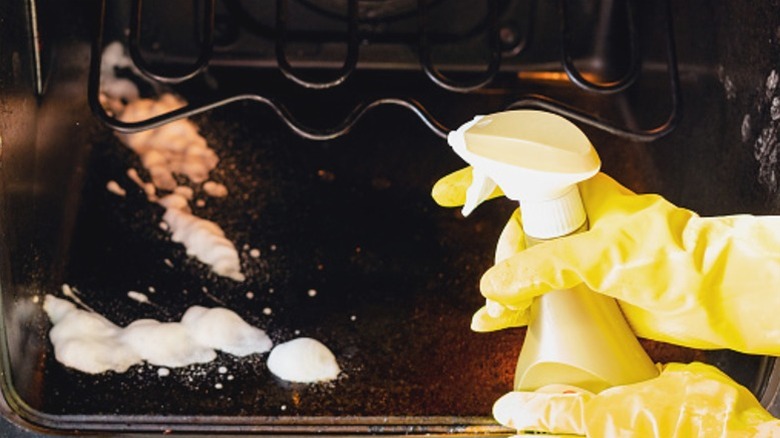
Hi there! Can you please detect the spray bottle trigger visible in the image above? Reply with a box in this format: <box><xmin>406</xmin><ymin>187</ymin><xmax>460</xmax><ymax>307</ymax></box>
<box><xmin>462</xmin><ymin>168</ymin><xmax>497</xmax><ymax>217</ymax></box>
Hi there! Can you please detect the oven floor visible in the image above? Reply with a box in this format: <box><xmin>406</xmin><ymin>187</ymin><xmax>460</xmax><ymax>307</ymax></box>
<box><xmin>28</xmin><ymin>76</ymin><xmax>742</xmax><ymax>423</ymax></box>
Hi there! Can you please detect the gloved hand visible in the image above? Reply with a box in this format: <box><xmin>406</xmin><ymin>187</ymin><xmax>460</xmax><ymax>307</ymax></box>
<box><xmin>492</xmin><ymin>362</ymin><xmax>780</xmax><ymax>437</ymax></box>
<box><xmin>432</xmin><ymin>167</ymin><xmax>780</xmax><ymax>355</ymax></box>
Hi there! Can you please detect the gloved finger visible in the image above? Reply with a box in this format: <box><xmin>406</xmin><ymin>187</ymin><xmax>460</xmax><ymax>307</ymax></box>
<box><xmin>479</xmin><ymin>230</ymin><xmax>601</xmax><ymax>309</ymax></box>
<box><xmin>494</xmin><ymin>209</ymin><xmax>525</xmax><ymax>264</ymax></box>
<box><xmin>476</xmin><ymin>179</ymin><xmax>626</xmax><ymax>309</ymax></box>
<box><xmin>470</xmin><ymin>303</ymin><xmax>529</xmax><ymax>332</ymax></box>
<box><xmin>480</xmin><ymin>196</ymin><xmax>698</xmax><ymax>313</ymax></box>
<box><xmin>431</xmin><ymin>166</ymin><xmax>503</xmax><ymax>207</ymax></box>
<box><xmin>493</xmin><ymin>385</ymin><xmax>593</xmax><ymax>436</ymax></box>
<box><xmin>585</xmin><ymin>362</ymin><xmax>779</xmax><ymax>437</ymax></box>
<box><xmin>471</xmin><ymin>210</ymin><xmax>532</xmax><ymax>332</ymax></box>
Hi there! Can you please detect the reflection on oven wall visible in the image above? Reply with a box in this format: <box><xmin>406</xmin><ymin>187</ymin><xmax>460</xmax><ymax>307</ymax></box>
<box><xmin>742</xmin><ymin>69</ymin><xmax>780</xmax><ymax>204</ymax></box>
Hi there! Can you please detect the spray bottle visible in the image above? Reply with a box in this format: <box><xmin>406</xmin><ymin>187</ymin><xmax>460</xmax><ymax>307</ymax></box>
<box><xmin>448</xmin><ymin>110</ymin><xmax>658</xmax><ymax>393</ymax></box>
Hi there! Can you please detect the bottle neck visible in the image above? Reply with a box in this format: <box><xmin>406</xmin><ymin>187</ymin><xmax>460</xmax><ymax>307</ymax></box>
<box><xmin>524</xmin><ymin>220</ymin><xmax>589</xmax><ymax>247</ymax></box>
<box><xmin>519</xmin><ymin>185</ymin><xmax>587</xmax><ymax>240</ymax></box>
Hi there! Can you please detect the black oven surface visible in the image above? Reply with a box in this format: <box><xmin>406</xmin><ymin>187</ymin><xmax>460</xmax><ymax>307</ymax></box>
<box><xmin>41</xmin><ymin>100</ymin><xmax>524</xmax><ymax>420</ymax></box>
<box><xmin>0</xmin><ymin>0</ymin><xmax>778</xmax><ymax>435</ymax></box>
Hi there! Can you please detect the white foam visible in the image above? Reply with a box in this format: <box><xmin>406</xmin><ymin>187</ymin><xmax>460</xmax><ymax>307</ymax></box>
<box><xmin>203</xmin><ymin>181</ymin><xmax>229</xmax><ymax>198</ymax></box>
<box><xmin>127</xmin><ymin>168</ymin><xmax>157</xmax><ymax>201</ymax></box>
<box><xmin>116</xmin><ymin>94</ymin><xmax>219</xmax><ymax>190</ymax></box>
<box><xmin>106</xmin><ymin>180</ymin><xmax>127</xmax><ymax>197</ymax></box>
<box><xmin>181</xmin><ymin>306</ymin><xmax>272</xmax><ymax>356</ymax></box>
<box><xmin>44</xmin><ymin>295</ymin><xmax>140</xmax><ymax>374</ymax></box>
<box><xmin>127</xmin><ymin>291</ymin><xmax>149</xmax><ymax>303</ymax></box>
<box><xmin>173</xmin><ymin>185</ymin><xmax>194</xmax><ymax>200</ymax></box>
<box><xmin>162</xmin><ymin>204</ymin><xmax>244</xmax><ymax>282</ymax></box>
<box><xmin>267</xmin><ymin>338</ymin><xmax>340</xmax><ymax>383</ymax></box>
<box><xmin>107</xmin><ymin>86</ymin><xmax>243</xmax><ymax>281</ymax></box>
<box><xmin>120</xmin><ymin>319</ymin><xmax>217</xmax><ymax>368</ymax></box>
<box><xmin>60</xmin><ymin>283</ymin><xmax>95</xmax><ymax>313</ymax></box>
<box><xmin>44</xmin><ymin>295</ymin><xmax>271</xmax><ymax>374</ymax></box>
<box><xmin>99</xmin><ymin>42</ymin><xmax>140</xmax><ymax>113</ymax></box>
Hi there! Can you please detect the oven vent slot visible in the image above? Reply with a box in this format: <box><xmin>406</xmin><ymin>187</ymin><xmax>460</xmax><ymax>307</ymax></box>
<box><xmin>88</xmin><ymin>0</ymin><xmax>680</xmax><ymax>142</ymax></box>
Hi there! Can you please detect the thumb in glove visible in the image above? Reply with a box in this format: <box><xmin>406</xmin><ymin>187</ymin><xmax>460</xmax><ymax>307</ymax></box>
<box><xmin>493</xmin><ymin>362</ymin><xmax>780</xmax><ymax>437</ymax></box>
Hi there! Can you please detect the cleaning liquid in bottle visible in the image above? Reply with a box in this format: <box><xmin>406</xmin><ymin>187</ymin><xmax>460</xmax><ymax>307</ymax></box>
<box><xmin>448</xmin><ymin>110</ymin><xmax>658</xmax><ymax>393</ymax></box>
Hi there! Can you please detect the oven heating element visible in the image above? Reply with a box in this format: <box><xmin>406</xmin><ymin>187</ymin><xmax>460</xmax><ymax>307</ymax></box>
<box><xmin>88</xmin><ymin>0</ymin><xmax>681</xmax><ymax>141</ymax></box>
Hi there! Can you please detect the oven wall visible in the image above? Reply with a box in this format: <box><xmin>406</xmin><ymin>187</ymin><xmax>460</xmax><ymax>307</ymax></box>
<box><xmin>0</xmin><ymin>0</ymin><xmax>779</xmax><ymax>425</ymax></box>
<box><xmin>0</xmin><ymin>0</ymin><xmax>47</xmax><ymax>409</ymax></box>
<box><xmin>0</xmin><ymin>0</ymin><xmax>96</xmax><ymax>409</ymax></box>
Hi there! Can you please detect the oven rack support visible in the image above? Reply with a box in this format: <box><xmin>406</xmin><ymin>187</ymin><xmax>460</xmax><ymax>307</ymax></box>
<box><xmin>88</xmin><ymin>0</ymin><xmax>680</xmax><ymax>142</ymax></box>
<box><xmin>275</xmin><ymin>0</ymin><xmax>360</xmax><ymax>89</ymax></box>
<box><xmin>560</xmin><ymin>0</ymin><xmax>641</xmax><ymax>94</ymax></box>
<box><xmin>128</xmin><ymin>0</ymin><xmax>216</xmax><ymax>84</ymax></box>
<box><xmin>418</xmin><ymin>0</ymin><xmax>503</xmax><ymax>93</ymax></box>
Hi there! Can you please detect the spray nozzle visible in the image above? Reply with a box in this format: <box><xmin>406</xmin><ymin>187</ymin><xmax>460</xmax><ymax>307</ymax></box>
<box><xmin>448</xmin><ymin>110</ymin><xmax>601</xmax><ymax>238</ymax></box>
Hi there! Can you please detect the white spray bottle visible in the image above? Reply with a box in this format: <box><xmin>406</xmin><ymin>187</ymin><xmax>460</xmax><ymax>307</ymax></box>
<box><xmin>448</xmin><ymin>110</ymin><xmax>658</xmax><ymax>393</ymax></box>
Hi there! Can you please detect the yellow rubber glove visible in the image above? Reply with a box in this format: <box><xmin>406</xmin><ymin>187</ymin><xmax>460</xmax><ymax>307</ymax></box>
<box><xmin>493</xmin><ymin>362</ymin><xmax>780</xmax><ymax>437</ymax></box>
<box><xmin>432</xmin><ymin>167</ymin><xmax>780</xmax><ymax>355</ymax></box>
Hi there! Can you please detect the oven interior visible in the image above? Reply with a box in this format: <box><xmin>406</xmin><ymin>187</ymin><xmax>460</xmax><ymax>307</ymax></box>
<box><xmin>0</xmin><ymin>0</ymin><xmax>779</xmax><ymax>434</ymax></box>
